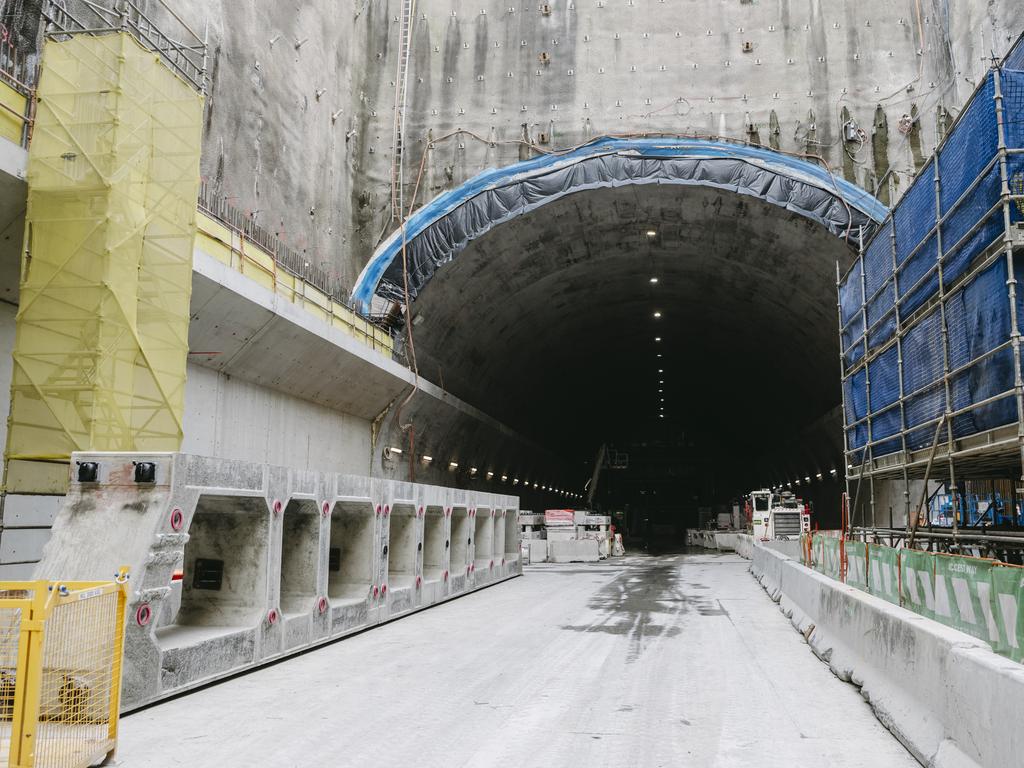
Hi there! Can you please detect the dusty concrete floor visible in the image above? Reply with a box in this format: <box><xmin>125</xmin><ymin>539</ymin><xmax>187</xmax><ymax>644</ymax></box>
<box><xmin>117</xmin><ymin>552</ymin><xmax>917</xmax><ymax>767</ymax></box>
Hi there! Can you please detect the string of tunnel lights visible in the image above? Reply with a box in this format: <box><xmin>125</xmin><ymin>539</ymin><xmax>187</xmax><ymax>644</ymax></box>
<box><xmin>764</xmin><ymin>467</ymin><xmax>840</xmax><ymax>492</ymax></box>
<box><xmin>647</xmin><ymin>226</ymin><xmax>841</xmax><ymax>492</ymax></box>
<box><xmin>382</xmin><ymin>447</ymin><xmax>583</xmax><ymax>499</ymax></box>
<box><xmin>648</xmin><ymin>229</ymin><xmax>666</xmax><ymax>420</ymax></box>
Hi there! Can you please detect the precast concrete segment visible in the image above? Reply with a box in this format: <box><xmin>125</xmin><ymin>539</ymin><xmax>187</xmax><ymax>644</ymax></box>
<box><xmin>116</xmin><ymin>553</ymin><xmax>917</xmax><ymax>768</ymax></box>
<box><xmin>32</xmin><ymin>452</ymin><xmax>521</xmax><ymax>710</ymax></box>
<box><xmin>750</xmin><ymin>544</ymin><xmax>1024</xmax><ymax>768</ymax></box>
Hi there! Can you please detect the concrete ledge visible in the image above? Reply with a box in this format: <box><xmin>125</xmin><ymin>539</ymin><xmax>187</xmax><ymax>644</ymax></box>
<box><xmin>751</xmin><ymin>545</ymin><xmax>1024</xmax><ymax>768</ymax></box>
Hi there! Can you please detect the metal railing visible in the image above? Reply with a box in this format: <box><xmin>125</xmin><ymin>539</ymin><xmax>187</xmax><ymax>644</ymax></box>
<box><xmin>0</xmin><ymin>571</ymin><xmax>129</xmax><ymax>768</ymax></box>
<box><xmin>42</xmin><ymin>0</ymin><xmax>207</xmax><ymax>93</ymax></box>
<box><xmin>197</xmin><ymin>182</ymin><xmax>395</xmax><ymax>346</ymax></box>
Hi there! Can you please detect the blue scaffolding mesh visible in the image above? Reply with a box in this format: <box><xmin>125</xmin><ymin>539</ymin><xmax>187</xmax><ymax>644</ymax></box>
<box><xmin>868</xmin><ymin>309</ymin><xmax>896</xmax><ymax>351</ymax></box>
<box><xmin>839</xmin><ymin>259</ymin><xmax>863</xmax><ymax>326</ymax></box>
<box><xmin>863</xmin><ymin>221</ymin><xmax>894</xmax><ymax>296</ymax></box>
<box><xmin>900</xmin><ymin>310</ymin><xmax>945</xmax><ymax>451</ymax></box>
<box><xmin>842</xmin><ymin>315</ymin><xmax>865</xmax><ymax>369</ymax></box>
<box><xmin>938</xmin><ymin>75</ymin><xmax>997</xmax><ymax>213</ymax></box>
<box><xmin>869</xmin><ymin>345</ymin><xmax>900</xmax><ymax>412</ymax></box>
<box><xmin>1008</xmin><ymin>35</ymin><xmax>1024</xmax><ymax>70</ymax></box>
<box><xmin>894</xmin><ymin>159</ymin><xmax>936</xmax><ymax>266</ymax></box>
<box><xmin>941</xmin><ymin>164</ymin><xmax>1003</xmax><ymax>286</ymax></box>
<box><xmin>1006</xmin><ymin>69</ymin><xmax>1024</xmax><ymax>146</ymax></box>
<box><xmin>866</xmin><ymin>279</ymin><xmax>895</xmax><ymax>333</ymax></box>
<box><xmin>902</xmin><ymin>309</ymin><xmax>944</xmax><ymax>394</ymax></box>
<box><xmin>946</xmin><ymin>260</ymin><xmax>1010</xmax><ymax>371</ymax></box>
<box><xmin>898</xmin><ymin>235</ymin><xmax>939</xmax><ymax>315</ymax></box>
<box><xmin>841</xmin><ymin>47</ymin><xmax>1024</xmax><ymax>465</ymax></box>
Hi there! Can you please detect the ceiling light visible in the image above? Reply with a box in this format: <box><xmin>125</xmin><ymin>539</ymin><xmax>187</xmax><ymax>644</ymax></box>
<box><xmin>513</xmin><ymin>478</ymin><xmax>520</xmax><ymax>485</ymax></box>
<box><xmin>658</xmin><ymin>388</ymin><xmax>663</xmax><ymax>392</ymax></box>
<box><xmin>658</xmin><ymin>369</ymin><xmax>663</xmax><ymax>373</ymax></box>
<box><xmin>653</xmin><ymin>311</ymin><xmax>662</xmax><ymax>318</ymax></box>
<box><xmin>421</xmin><ymin>455</ymin><xmax>433</xmax><ymax>465</ymax></box>
<box><xmin>486</xmin><ymin>471</ymin><xmax>494</xmax><ymax>480</ymax></box>
<box><xmin>659</xmin><ymin>380</ymin><xmax>664</xmax><ymax>384</ymax></box>
<box><xmin>501</xmin><ymin>474</ymin><xmax>508</xmax><ymax>482</ymax></box>
<box><xmin>388</xmin><ymin>447</ymin><xmax>403</xmax><ymax>455</ymax></box>
<box><xmin>660</xmin><ymin>398</ymin><xmax>664</xmax><ymax>402</ymax></box>
<box><xmin>448</xmin><ymin>461</ymin><xmax>459</xmax><ymax>471</ymax></box>
<box><xmin>656</xmin><ymin>353</ymin><xmax>662</xmax><ymax>357</ymax></box>
<box><xmin>654</xmin><ymin>337</ymin><xmax>661</xmax><ymax>342</ymax></box>
<box><xmin>469</xmin><ymin>467</ymin><xmax>478</xmax><ymax>476</ymax></box>
<box><xmin>650</xmin><ymin>277</ymin><xmax>659</xmax><ymax>284</ymax></box>
<box><xmin>659</xmin><ymin>414</ymin><xmax>665</xmax><ymax>418</ymax></box>
<box><xmin>646</xmin><ymin>230</ymin><xmax>657</xmax><ymax>237</ymax></box>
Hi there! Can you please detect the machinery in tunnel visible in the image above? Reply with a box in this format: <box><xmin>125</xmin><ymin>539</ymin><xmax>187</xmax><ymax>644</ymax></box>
<box><xmin>355</xmin><ymin>138</ymin><xmax>887</xmax><ymax>530</ymax></box>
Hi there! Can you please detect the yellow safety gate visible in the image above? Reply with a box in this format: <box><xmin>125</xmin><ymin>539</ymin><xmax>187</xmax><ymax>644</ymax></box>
<box><xmin>0</xmin><ymin>572</ymin><xmax>128</xmax><ymax>768</ymax></box>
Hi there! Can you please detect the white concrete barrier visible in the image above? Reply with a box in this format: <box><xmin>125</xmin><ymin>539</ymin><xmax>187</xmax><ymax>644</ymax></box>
<box><xmin>751</xmin><ymin>545</ymin><xmax>1024</xmax><ymax>768</ymax></box>
<box><xmin>548</xmin><ymin>539</ymin><xmax>600</xmax><ymax>563</ymax></box>
<box><xmin>685</xmin><ymin>530</ymin><xmax>755</xmax><ymax>559</ymax></box>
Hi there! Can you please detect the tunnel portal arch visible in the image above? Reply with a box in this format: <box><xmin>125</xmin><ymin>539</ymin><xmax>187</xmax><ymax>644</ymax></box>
<box><xmin>352</xmin><ymin>137</ymin><xmax>888</xmax><ymax>312</ymax></box>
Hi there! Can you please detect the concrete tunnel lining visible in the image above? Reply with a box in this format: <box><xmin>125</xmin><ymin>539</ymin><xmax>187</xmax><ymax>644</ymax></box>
<box><xmin>354</xmin><ymin>141</ymin><xmax>887</xmax><ymax>503</ymax></box>
<box><xmin>396</xmin><ymin>179</ymin><xmax>870</xmax><ymax>499</ymax></box>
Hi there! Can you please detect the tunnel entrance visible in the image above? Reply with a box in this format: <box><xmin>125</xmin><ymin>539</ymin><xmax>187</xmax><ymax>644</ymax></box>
<box><xmin>359</xmin><ymin>140</ymin><xmax>885</xmax><ymax>526</ymax></box>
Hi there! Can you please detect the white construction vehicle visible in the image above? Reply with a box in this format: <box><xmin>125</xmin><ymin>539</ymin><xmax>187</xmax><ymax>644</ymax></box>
<box><xmin>748</xmin><ymin>490</ymin><xmax>811</xmax><ymax>540</ymax></box>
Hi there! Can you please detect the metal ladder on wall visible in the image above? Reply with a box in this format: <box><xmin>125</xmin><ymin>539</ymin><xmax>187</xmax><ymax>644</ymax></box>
<box><xmin>391</xmin><ymin>0</ymin><xmax>415</xmax><ymax>223</ymax></box>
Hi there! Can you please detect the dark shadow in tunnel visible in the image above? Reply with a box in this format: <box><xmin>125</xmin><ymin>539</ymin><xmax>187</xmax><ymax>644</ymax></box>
<box><xmin>404</xmin><ymin>183</ymin><xmax>858</xmax><ymax>507</ymax></box>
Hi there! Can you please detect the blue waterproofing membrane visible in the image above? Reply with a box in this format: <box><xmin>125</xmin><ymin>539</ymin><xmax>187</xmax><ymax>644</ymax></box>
<box><xmin>841</xmin><ymin>63</ymin><xmax>1024</xmax><ymax>457</ymax></box>
<box><xmin>352</xmin><ymin>137</ymin><xmax>888</xmax><ymax>310</ymax></box>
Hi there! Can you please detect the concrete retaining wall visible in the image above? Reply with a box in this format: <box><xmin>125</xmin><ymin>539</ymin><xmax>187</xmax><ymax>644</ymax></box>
<box><xmin>35</xmin><ymin>452</ymin><xmax>522</xmax><ymax>710</ymax></box>
<box><xmin>750</xmin><ymin>545</ymin><xmax>1024</xmax><ymax>768</ymax></box>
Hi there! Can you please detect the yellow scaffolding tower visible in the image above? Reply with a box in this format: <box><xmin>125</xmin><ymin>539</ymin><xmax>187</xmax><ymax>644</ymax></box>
<box><xmin>6</xmin><ymin>32</ymin><xmax>203</xmax><ymax>494</ymax></box>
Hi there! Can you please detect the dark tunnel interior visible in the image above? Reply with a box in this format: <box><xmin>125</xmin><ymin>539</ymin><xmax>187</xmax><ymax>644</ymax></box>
<box><xmin>402</xmin><ymin>183</ymin><xmax>858</xmax><ymax>530</ymax></box>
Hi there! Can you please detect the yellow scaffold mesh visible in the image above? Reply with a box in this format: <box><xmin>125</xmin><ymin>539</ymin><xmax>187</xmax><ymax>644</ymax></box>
<box><xmin>5</xmin><ymin>32</ymin><xmax>203</xmax><ymax>493</ymax></box>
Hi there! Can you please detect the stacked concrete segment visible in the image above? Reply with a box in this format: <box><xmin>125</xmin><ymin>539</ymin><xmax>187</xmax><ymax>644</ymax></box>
<box><xmin>34</xmin><ymin>453</ymin><xmax>521</xmax><ymax>710</ymax></box>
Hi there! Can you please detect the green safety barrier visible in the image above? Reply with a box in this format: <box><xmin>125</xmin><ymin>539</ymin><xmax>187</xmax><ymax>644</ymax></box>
<box><xmin>899</xmin><ymin>548</ymin><xmax>937</xmax><ymax>621</ymax></box>
<box><xmin>800</xmin><ymin>533</ymin><xmax>814</xmax><ymax>567</ymax></box>
<box><xmin>867</xmin><ymin>544</ymin><xmax>900</xmax><ymax>605</ymax></box>
<box><xmin>811</xmin><ymin>534</ymin><xmax>824</xmax><ymax>573</ymax></box>
<box><xmin>821</xmin><ymin>537</ymin><xmax>843</xmax><ymax>581</ymax></box>
<box><xmin>791</xmin><ymin>537</ymin><xmax>1024</xmax><ymax>664</ymax></box>
<box><xmin>991</xmin><ymin>566</ymin><xmax>1024</xmax><ymax>663</ymax></box>
<box><xmin>932</xmin><ymin>554</ymin><xmax>998</xmax><ymax>646</ymax></box>
<box><xmin>845</xmin><ymin>540</ymin><xmax>868</xmax><ymax>590</ymax></box>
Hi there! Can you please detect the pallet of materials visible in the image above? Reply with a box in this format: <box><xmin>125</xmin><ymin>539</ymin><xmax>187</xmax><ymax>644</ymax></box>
<box><xmin>544</xmin><ymin>509</ymin><xmax>575</xmax><ymax>526</ymax></box>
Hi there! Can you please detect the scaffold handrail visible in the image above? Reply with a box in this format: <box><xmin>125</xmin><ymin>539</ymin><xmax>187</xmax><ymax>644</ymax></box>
<box><xmin>41</xmin><ymin>0</ymin><xmax>207</xmax><ymax>93</ymax></box>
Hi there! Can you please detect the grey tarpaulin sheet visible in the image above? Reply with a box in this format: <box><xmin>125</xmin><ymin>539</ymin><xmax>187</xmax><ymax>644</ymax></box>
<box><xmin>352</xmin><ymin>138</ymin><xmax>886</xmax><ymax>310</ymax></box>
